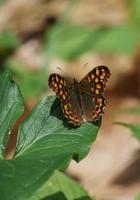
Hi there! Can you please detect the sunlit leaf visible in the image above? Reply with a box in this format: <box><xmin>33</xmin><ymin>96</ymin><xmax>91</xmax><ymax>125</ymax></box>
<box><xmin>34</xmin><ymin>171</ymin><xmax>93</xmax><ymax>200</ymax></box>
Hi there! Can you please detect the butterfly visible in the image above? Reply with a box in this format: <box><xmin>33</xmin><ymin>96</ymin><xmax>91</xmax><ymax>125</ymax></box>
<box><xmin>48</xmin><ymin>65</ymin><xmax>111</xmax><ymax>126</ymax></box>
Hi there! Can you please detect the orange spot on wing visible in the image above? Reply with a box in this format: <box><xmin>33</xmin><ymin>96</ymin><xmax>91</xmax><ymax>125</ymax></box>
<box><xmin>59</xmin><ymin>84</ymin><xmax>62</xmax><ymax>89</ymax></box>
<box><xmin>64</xmin><ymin>104</ymin><xmax>68</xmax><ymax>110</ymax></box>
<box><xmin>62</xmin><ymin>94</ymin><xmax>66</xmax><ymax>100</ymax></box>
<box><xmin>100</xmin><ymin>75</ymin><xmax>104</xmax><ymax>79</ymax></box>
<box><xmin>60</xmin><ymin>90</ymin><xmax>63</xmax><ymax>95</ymax></box>
<box><xmin>60</xmin><ymin>79</ymin><xmax>63</xmax><ymax>84</ymax></box>
<box><xmin>96</xmin><ymin>84</ymin><xmax>101</xmax><ymax>89</ymax></box>
<box><xmin>88</xmin><ymin>76</ymin><xmax>91</xmax><ymax>82</ymax></box>
<box><xmin>91</xmin><ymin>74</ymin><xmax>95</xmax><ymax>79</ymax></box>
<box><xmin>96</xmin><ymin>69</ymin><xmax>100</xmax><ymax>76</ymax></box>
<box><xmin>55</xmin><ymin>75</ymin><xmax>59</xmax><ymax>82</ymax></box>
<box><xmin>63</xmin><ymin>80</ymin><xmax>67</xmax><ymax>86</ymax></box>
<box><xmin>54</xmin><ymin>83</ymin><xmax>57</xmax><ymax>88</ymax></box>
<box><xmin>95</xmin><ymin>78</ymin><xmax>99</xmax><ymax>83</ymax></box>
<box><xmin>102</xmin><ymin>72</ymin><xmax>106</xmax><ymax>76</ymax></box>
<box><xmin>95</xmin><ymin>89</ymin><xmax>99</xmax><ymax>95</ymax></box>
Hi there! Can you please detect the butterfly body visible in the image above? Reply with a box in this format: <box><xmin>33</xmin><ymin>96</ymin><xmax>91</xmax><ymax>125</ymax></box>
<box><xmin>67</xmin><ymin>79</ymin><xmax>88</xmax><ymax>123</ymax></box>
<box><xmin>48</xmin><ymin>66</ymin><xmax>111</xmax><ymax>126</ymax></box>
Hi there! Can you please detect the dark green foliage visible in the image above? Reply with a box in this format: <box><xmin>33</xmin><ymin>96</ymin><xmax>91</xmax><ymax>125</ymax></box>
<box><xmin>0</xmin><ymin>69</ymin><xmax>98</xmax><ymax>199</ymax></box>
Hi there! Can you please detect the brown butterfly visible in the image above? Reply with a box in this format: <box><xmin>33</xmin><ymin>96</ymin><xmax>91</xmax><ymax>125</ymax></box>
<box><xmin>48</xmin><ymin>66</ymin><xmax>111</xmax><ymax>126</ymax></box>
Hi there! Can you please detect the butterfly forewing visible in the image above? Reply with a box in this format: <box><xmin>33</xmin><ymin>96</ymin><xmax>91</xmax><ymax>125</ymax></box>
<box><xmin>80</xmin><ymin>65</ymin><xmax>111</xmax><ymax>96</ymax></box>
<box><xmin>79</xmin><ymin>66</ymin><xmax>110</xmax><ymax>122</ymax></box>
<box><xmin>48</xmin><ymin>73</ymin><xmax>70</xmax><ymax>102</ymax></box>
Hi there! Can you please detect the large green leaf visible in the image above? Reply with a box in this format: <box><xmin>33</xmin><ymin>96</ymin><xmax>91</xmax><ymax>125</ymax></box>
<box><xmin>34</xmin><ymin>171</ymin><xmax>93</xmax><ymax>200</ymax></box>
<box><xmin>0</xmin><ymin>90</ymin><xmax>100</xmax><ymax>199</ymax></box>
<box><xmin>0</xmin><ymin>70</ymin><xmax>24</xmax><ymax>159</ymax></box>
<box><xmin>114</xmin><ymin>122</ymin><xmax>140</xmax><ymax>141</ymax></box>
<box><xmin>15</xmin><ymin>96</ymin><xmax>100</xmax><ymax>160</ymax></box>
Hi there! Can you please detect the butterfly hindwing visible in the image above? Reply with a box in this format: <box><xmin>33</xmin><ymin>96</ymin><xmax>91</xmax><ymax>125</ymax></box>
<box><xmin>93</xmin><ymin>96</ymin><xmax>106</xmax><ymax>120</ymax></box>
<box><xmin>62</xmin><ymin>101</ymin><xmax>82</xmax><ymax>125</ymax></box>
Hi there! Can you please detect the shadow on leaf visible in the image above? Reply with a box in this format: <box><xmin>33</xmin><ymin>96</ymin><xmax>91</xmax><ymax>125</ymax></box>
<box><xmin>50</xmin><ymin>97</ymin><xmax>77</xmax><ymax>129</ymax></box>
<box><xmin>41</xmin><ymin>191</ymin><xmax>67</xmax><ymax>200</ymax></box>
<box><xmin>74</xmin><ymin>196</ymin><xmax>92</xmax><ymax>200</ymax></box>
<box><xmin>50</xmin><ymin>97</ymin><xmax>101</xmax><ymax>129</ymax></box>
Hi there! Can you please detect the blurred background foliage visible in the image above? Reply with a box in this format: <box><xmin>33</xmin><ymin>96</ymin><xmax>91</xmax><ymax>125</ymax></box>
<box><xmin>0</xmin><ymin>0</ymin><xmax>139</xmax><ymax>101</ymax></box>
<box><xmin>0</xmin><ymin>0</ymin><xmax>140</xmax><ymax>200</ymax></box>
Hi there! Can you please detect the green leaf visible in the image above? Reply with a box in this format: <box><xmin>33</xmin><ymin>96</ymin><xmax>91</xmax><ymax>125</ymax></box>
<box><xmin>44</xmin><ymin>24</ymin><xmax>140</xmax><ymax>61</ymax></box>
<box><xmin>135</xmin><ymin>193</ymin><xmax>140</xmax><ymax>200</ymax></box>
<box><xmin>0</xmin><ymin>0</ymin><xmax>5</xmax><ymax>5</ymax></box>
<box><xmin>114</xmin><ymin>122</ymin><xmax>140</xmax><ymax>141</ymax></box>
<box><xmin>93</xmin><ymin>25</ymin><xmax>140</xmax><ymax>53</ymax></box>
<box><xmin>41</xmin><ymin>192</ymin><xmax>67</xmax><ymax>200</ymax></box>
<box><xmin>129</xmin><ymin>0</ymin><xmax>140</xmax><ymax>24</ymax></box>
<box><xmin>6</xmin><ymin>59</ymin><xmax>48</xmax><ymax>99</ymax></box>
<box><xmin>44</xmin><ymin>24</ymin><xmax>98</xmax><ymax>60</ymax></box>
<box><xmin>0</xmin><ymin>94</ymin><xmax>100</xmax><ymax>199</ymax></box>
<box><xmin>0</xmin><ymin>154</ymin><xmax>68</xmax><ymax>200</ymax></box>
<box><xmin>15</xmin><ymin>96</ymin><xmax>100</xmax><ymax>160</ymax></box>
<box><xmin>0</xmin><ymin>31</ymin><xmax>20</xmax><ymax>60</ymax></box>
<box><xmin>34</xmin><ymin>171</ymin><xmax>93</xmax><ymax>200</ymax></box>
<box><xmin>0</xmin><ymin>70</ymin><xmax>24</xmax><ymax>159</ymax></box>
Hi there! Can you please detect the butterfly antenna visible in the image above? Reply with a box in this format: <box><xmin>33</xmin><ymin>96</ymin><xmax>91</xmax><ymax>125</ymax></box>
<box><xmin>83</xmin><ymin>62</ymin><xmax>88</xmax><ymax>69</ymax></box>
<box><xmin>56</xmin><ymin>67</ymin><xmax>69</xmax><ymax>77</ymax></box>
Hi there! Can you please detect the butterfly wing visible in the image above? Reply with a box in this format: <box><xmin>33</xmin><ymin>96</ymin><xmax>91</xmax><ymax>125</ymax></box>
<box><xmin>48</xmin><ymin>73</ymin><xmax>70</xmax><ymax>102</ymax></box>
<box><xmin>80</xmin><ymin>65</ymin><xmax>111</xmax><ymax>96</ymax></box>
<box><xmin>79</xmin><ymin>66</ymin><xmax>111</xmax><ymax>121</ymax></box>
<box><xmin>48</xmin><ymin>66</ymin><xmax>111</xmax><ymax>125</ymax></box>
<box><xmin>48</xmin><ymin>74</ymin><xmax>83</xmax><ymax>125</ymax></box>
